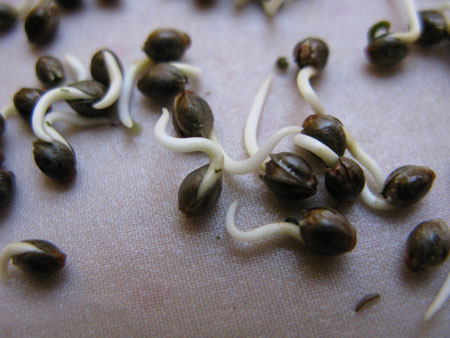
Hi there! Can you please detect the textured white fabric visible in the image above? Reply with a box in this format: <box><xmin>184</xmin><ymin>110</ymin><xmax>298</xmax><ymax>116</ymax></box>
<box><xmin>0</xmin><ymin>0</ymin><xmax>449</xmax><ymax>336</ymax></box>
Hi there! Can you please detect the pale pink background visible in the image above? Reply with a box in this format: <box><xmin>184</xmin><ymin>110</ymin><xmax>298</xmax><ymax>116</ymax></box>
<box><xmin>0</xmin><ymin>0</ymin><xmax>449</xmax><ymax>337</ymax></box>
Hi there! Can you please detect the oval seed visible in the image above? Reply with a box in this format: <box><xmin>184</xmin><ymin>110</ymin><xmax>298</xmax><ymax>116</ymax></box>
<box><xmin>0</xmin><ymin>3</ymin><xmax>17</xmax><ymax>32</ymax></box>
<box><xmin>12</xmin><ymin>240</ymin><xmax>66</xmax><ymax>278</ymax></box>
<box><xmin>301</xmin><ymin>114</ymin><xmax>346</xmax><ymax>157</ymax></box>
<box><xmin>178</xmin><ymin>164</ymin><xmax>223</xmax><ymax>217</ymax></box>
<box><xmin>90</xmin><ymin>49</ymin><xmax>123</xmax><ymax>86</ymax></box>
<box><xmin>36</xmin><ymin>55</ymin><xmax>66</xmax><ymax>88</ymax></box>
<box><xmin>13</xmin><ymin>88</ymin><xmax>48</xmax><ymax>124</ymax></box>
<box><xmin>325</xmin><ymin>157</ymin><xmax>365</xmax><ymax>202</ymax></box>
<box><xmin>299</xmin><ymin>207</ymin><xmax>357</xmax><ymax>256</ymax></box>
<box><xmin>67</xmin><ymin>80</ymin><xmax>113</xmax><ymax>117</ymax></box>
<box><xmin>0</xmin><ymin>170</ymin><xmax>15</xmax><ymax>204</ymax></box>
<box><xmin>33</xmin><ymin>139</ymin><xmax>76</xmax><ymax>183</ymax></box>
<box><xmin>293</xmin><ymin>38</ymin><xmax>329</xmax><ymax>70</ymax></box>
<box><xmin>382</xmin><ymin>165</ymin><xmax>435</xmax><ymax>207</ymax></box>
<box><xmin>417</xmin><ymin>10</ymin><xmax>447</xmax><ymax>46</ymax></box>
<box><xmin>260</xmin><ymin>152</ymin><xmax>317</xmax><ymax>200</ymax></box>
<box><xmin>24</xmin><ymin>0</ymin><xmax>61</xmax><ymax>45</ymax></box>
<box><xmin>143</xmin><ymin>28</ymin><xmax>191</xmax><ymax>62</ymax></box>
<box><xmin>405</xmin><ymin>219</ymin><xmax>450</xmax><ymax>272</ymax></box>
<box><xmin>173</xmin><ymin>90</ymin><xmax>214</xmax><ymax>138</ymax></box>
<box><xmin>137</xmin><ymin>63</ymin><xmax>187</xmax><ymax>100</ymax></box>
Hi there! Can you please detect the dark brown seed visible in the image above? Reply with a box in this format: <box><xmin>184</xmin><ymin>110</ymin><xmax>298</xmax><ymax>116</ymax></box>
<box><xmin>36</xmin><ymin>55</ymin><xmax>65</xmax><ymax>88</ymax></box>
<box><xmin>178</xmin><ymin>164</ymin><xmax>222</xmax><ymax>217</ymax></box>
<box><xmin>302</xmin><ymin>114</ymin><xmax>346</xmax><ymax>156</ymax></box>
<box><xmin>365</xmin><ymin>21</ymin><xmax>409</xmax><ymax>67</ymax></box>
<box><xmin>137</xmin><ymin>63</ymin><xmax>187</xmax><ymax>100</ymax></box>
<box><xmin>0</xmin><ymin>170</ymin><xmax>15</xmax><ymax>204</ymax></box>
<box><xmin>276</xmin><ymin>56</ymin><xmax>289</xmax><ymax>71</ymax></box>
<box><xmin>143</xmin><ymin>28</ymin><xmax>191</xmax><ymax>62</ymax></box>
<box><xmin>12</xmin><ymin>240</ymin><xmax>66</xmax><ymax>278</ymax></box>
<box><xmin>355</xmin><ymin>293</ymin><xmax>381</xmax><ymax>312</ymax></box>
<box><xmin>90</xmin><ymin>49</ymin><xmax>123</xmax><ymax>86</ymax></box>
<box><xmin>0</xmin><ymin>3</ymin><xmax>17</xmax><ymax>32</ymax></box>
<box><xmin>24</xmin><ymin>0</ymin><xmax>61</xmax><ymax>45</ymax></box>
<box><xmin>299</xmin><ymin>207</ymin><xmax>357</xmax><ymax>256</ymax></box>
<box><xmin>0</xmin><ymin>115</ymin><xmax>5</xmax><ymax>136</ymax></box>
<box><xmin>325</xmin><ymin>157</ymin><xmax>365</xmax><ymax>202</ymax></box>
<box><xmin>293</xmin><ymin>38</ymin><xmax>329</xmax><ymax>70</ymax></box>
<box><xmin>67</xmin><ymin>80</ymin><xmax>113</xmax><ymax>117</ymax></box>
<box><xmin>173</xmin><ymin>90</ymin><xmax>214</xmax><ymax>138</ymax></box>
<box><xmin>33</xmin><ymin>139</ymin><xmax>76</xmax><ymax>183</ymax></box>
<box><xmin>260</xmin><ymin>152</ymin><xmax>317</xmax><ymax>200</ymax></box>
<box><xmin>55</xmin><ymin>0</ymin><xmax>82</xmax><ymax>9</ymax></box>
<box><xmin>405</xmin><ymin>219</ymin><xmax>450</xmax><ymax>272</ymax></box>
<box><xmin>382</xmin><ymin>165</ymin><xmax>435</xmax><ymax>207</ymax></box>
<box><xmin>417</xmin><ymin>10</ymin><xmax>447</xmax><ymax>46</ymax></box>
<box><xmin>13</xmin><ymin>88</ymin><xmax>48</xmax><ymax>124</ymax></box>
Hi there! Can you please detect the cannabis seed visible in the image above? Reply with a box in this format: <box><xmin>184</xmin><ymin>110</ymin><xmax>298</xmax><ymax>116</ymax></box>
<box><xmin>24</xmin><ymin>0</ymin><xmax>61</xmax><ymax>45</ymax></box>
<box><xmin>293</xmin><ymin>38</ymin><xmax>329</xmax><ymax>70</ymax></box>
<box><xmin>36</xmin><ymin>55</ymin><xmax>66</xmax><ymax>88</ymax></box>
<box><xmin>260</xmin><ymin>152</ymin><xmax>317</xmax><ymax>200</ymax></box>
<box><xmin>325</xmin><ymin>157</ymin><xmax>365</xmax><ymax>202</ymax></box>
<box><xmin>173</xmin><ymin>90</ymin><xmax>214</xmax><ymax>138</ymax></box>
<box><xmin>90</xmin><ymin>49</ymin><xmax>123</xmax><ymax>86</ymax></box>
<box><xmin>405</xmin><ymin>219</ymin><xmax>450</xmax><ymax>272</ymax></box>
<box><xmin>137</xmin><ymin>63</ymin><xmax>187</xmax><ymax>100</ymax></box>
<box><xmin>417</xmin><ymin>10</ymin><xmax>447</xmax><ymax>46</ymax></box>
<box><xmin>382</xmin><ymin>165</ymin><xmax>435</xmax><ymax>207</ymax></box>
<box><xmin>299</xmin><ymin>207</ymin><xmax>357</xmax><ymax>256</ymax></box>
<box><xmin>143</xmin><ymin>28</ymin><xmax>191</xmax><ymax>62</ymax></box>
<box><xmin>301</xmin><ymin>114</ymin><xmax>346</xmax><ymax>156</ymax></box>
<box><xmin>13</xmin><ymin>88</ymin><xmax>48</xmax><ymax>124</ymax></box>
<box><xmin>0</xmin><ymin>3</ymin><xmax>17</xmax><ymax>32</ymax></box>
<box><xmin>67</xmin><ymin>80</ymin><xmax>113</xmax><ymax>117</ymax></box>
<box><xmin>33</xmin><ymin>139</ymin><xmax>76</xmax><ymax>183</ymax></box>
<box><xmin>178</xmin><ymin>164</ymin><xmax>223</xmax><ymax>217</ymax></box>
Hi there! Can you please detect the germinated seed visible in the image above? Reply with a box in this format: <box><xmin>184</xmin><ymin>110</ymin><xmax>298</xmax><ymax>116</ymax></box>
<box><xmin>260</xmin><ymin>152</ymin><xmax>317</xmax><ymax>200</ymax></box>
<box><xmin>68</xmin><ymin>80</ymin><xmax>113</xmax><ymax>117</ymax></box>
<box><xmin>325</xmin><ymin>157</ymin><xmax>365</xmax><ymax>202</ymax></box>
<box><xmin>173</xmin><ymin>90</ymin><xmax>214</xmax><ymax>138</ymax></box>
<box><xmin>36</xmin><ymin>55</ymin><xmax>66</xmax><ymax>88</ymax></box>
<box><xmin>293</xmin><ymin>38</ymin><xmax>329</xmax><ymax>70</ymax></box>
<box><xmin>299</xmin><ymin>207</ymin><xmax>357</xmax><ymax>256</ymax></box>
<box><xmin>137</xmin><ymin>63</ymin><xmax>187</xmax><ymax>100</ymax></box>
<box><xmin>417</xmin><ymin>10</ymin><xmax>447</xmax><ymax>46</ymax></box>
<box><xmin>365</xmin><ymin>21</ymin><xmax>409</xmax><ymax>67</ymax></box>
<box><xmin>178</xmin><ymin>164</ymin><xmax>223</xmax><ymax>217</ymax></box>
<box><xmin>24</xmin><ymin>0</ymin><xmax>61</xmax><ymax>45</ymax></box>
<box><xmin>382</xmin><ymin>165</ymin><xmax>435</xmax><ymax>207</ymax></box>
<box><xmin>13</xmin><ymin>88</ymin><xmax>48</xmax><ymax>124</ymax></box>
<box><xmin>405</xmin><ymin>219</ymin><xmax>450</xmax><ymax>271</ymax></box>
<box><xmin>33</xmin><ymin>139</ymin><xmax>76</xmax><ymax>183</ymax></box>
<box><xmin>12</xmin><ymin>240</ymin><xmax>66</xmax><ymax>278</ymax></box>
<box><xmin>301</xmin><ymin>114</ymin><xmax>346</xmax><ymax>156</ymax></box>
<box><xmin>90</xmin><ymin>49</ymin><xmax>123</xmax><ymax>86</ymax></box>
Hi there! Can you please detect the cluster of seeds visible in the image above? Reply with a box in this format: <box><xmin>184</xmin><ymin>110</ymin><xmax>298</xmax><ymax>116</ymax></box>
<box><xmin>365</xmin><ymin>0</ymin><xmax>450</xmax><ymax>67</ymax></box>
<box><xmin>0</xmin><ymin>0</ymin><xmax>448</xmax><ymax>325</ymax></box>
<box><xmin>0</xmin><ymin>0</ymin><xmax>118</xmax><ymax>45</ymax></box>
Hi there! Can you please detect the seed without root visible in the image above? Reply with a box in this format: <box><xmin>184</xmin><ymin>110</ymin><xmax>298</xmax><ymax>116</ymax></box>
<box><xmin>0</xmin><ymin>4</ymin><xmax>17</xmax><ymax>32</ymax></box>
<box><xmin>36</xmin><ymin>55</ymin><xmax>66</xmax><ymax>88</ymax></box>
<box><xmin>24</xmin><ymin>0</ymin><xmax>61</xmax><ymax>45</ymax></box>
<box><xmin>143</xmin><ymin>28</ymin><xmax>191</xmax><ymax>62</ymax></box>
<box><xmin>0</xmin><ymin>170</ymin><xmax>14</xmax><ymax>204</ymax></box>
